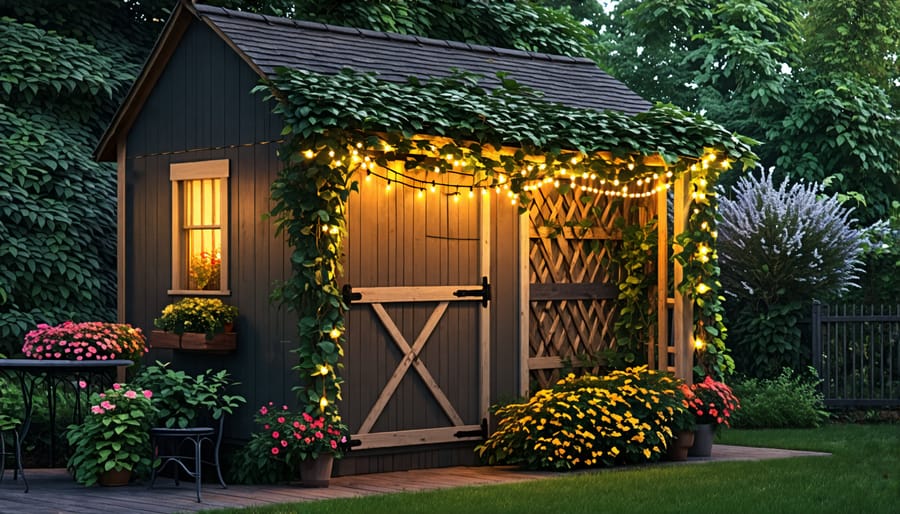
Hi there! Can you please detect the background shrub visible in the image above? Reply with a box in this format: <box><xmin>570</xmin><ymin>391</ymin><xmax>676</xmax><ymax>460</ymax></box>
<box><xmin>729</xmin><ymin>367</ymin><xmax>828</xmax><ymax>429</ymax></box>
<box><xmin>718</xmin><ymin>171</ymin><xmax>864</xmax><ymax>377</ymax></box>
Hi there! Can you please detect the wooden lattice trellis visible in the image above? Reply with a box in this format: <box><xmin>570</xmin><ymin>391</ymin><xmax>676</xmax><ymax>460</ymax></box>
<box><xmin>525</xmin><ymin>184</ymin><xmax>654</xmax><ymax>390</ymax></box>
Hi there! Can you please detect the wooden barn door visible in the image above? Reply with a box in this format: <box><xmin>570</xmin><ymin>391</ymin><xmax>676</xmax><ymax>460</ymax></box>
<box><xmin>344</xmin><ymin>175</ymin><xmax>490</xmax><ymax>451</ymax></box>
<box><xmin>524</xmin><ymin>185</ymin><xmax>624</xmax><ymax>391</ymax></box>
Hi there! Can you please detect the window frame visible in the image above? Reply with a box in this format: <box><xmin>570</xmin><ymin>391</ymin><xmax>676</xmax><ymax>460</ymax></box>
<box><xmin>168</xmin><ymin>159</ymin><xmax>230</xmax><ymax>295</ymax></box>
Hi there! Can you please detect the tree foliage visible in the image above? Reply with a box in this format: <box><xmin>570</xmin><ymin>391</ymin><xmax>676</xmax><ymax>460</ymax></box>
<box><xmin>0</xmin><ymin>1</ymin><xmax>168</xmax><ymax>356</ymax></box>
<box><xmin>595</xmin><ymin>0</ymin><xmax>899</xmax><ymax>224</ymax></box>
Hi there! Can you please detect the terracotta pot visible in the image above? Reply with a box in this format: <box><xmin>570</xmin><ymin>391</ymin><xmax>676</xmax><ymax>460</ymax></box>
<box><xmin>299</xmin><ymin>454</ymin><xmax>334</xmax><ymax>488</ymax></box>
<box><xmin>667</xmin><ymin>430</ymin><xmax>695</xmax><ymax>461</ymax></box>
<box><xmin>98</xmin><ymin>468</ymin><xmax>132</xmax><ymax>486</ymax></box>
<box><xmin>688</xmin><ymin>423</ymin><xmax>715</xmax><ymax>457</ymax></box>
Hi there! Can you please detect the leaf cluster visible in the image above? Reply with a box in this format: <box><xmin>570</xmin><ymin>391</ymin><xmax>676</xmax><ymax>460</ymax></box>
<box><xmin>132</xmin><ymin>361</ymin><xmax>246</xmax><ymax>429</ymax></box>
<box><xmin>730</xmin><ymin>367</ymin><xmax>828</xmax><ymax>428</ymax></box>
<box><xmin>609</xmin><ymin>216</ymin><xmax>658</xmax><ymax>368</ymax></box>
<box><xmin>0</xmin><ymin>3</ymin><xmax>166</xmax><ymax>356</ymax></box>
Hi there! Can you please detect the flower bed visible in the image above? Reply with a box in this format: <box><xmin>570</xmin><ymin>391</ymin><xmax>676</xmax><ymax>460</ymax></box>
<box><xmin>477</xmin><ymin>366</ymin><xmax>689</xmax><ymax>470</ymax></box>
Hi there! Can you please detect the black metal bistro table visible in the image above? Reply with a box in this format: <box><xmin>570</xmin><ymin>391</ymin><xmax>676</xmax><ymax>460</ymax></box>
<box><xmin>0</xmin><ymin>359</ymin><xmax>133</xmax><ymax>467</ymax></box>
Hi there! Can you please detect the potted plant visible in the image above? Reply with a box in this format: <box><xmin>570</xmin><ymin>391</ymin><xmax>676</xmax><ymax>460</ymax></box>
<box><xmin>680</xmin><ymin>375</ymin><xmax>740</xmax><ymax>457</ymax></box>
<box><xmin>243</xmin><ymin>402</ymin><xmax>349</xmax><ymax>487</ymax></box>
<box><xmin>132</xmin><ymin>361</ymin><xmax>246</xmax><ymax>428</ymax></box>
<box><xmin>151</xmin><ymin>297</ymin><xmax>239</xmax><ymax>352</ymax></box>
<box><xmin>22</xmin><ymin>321</ymin><xmax>147</xmax><ymax>362</ymax></box>
<box><xmin>66</xmin><ymin>383</ymin><xmax>157</xmax><ymax>486</ymax></box>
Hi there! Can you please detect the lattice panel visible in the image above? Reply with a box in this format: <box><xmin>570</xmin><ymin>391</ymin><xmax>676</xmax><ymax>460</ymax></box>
<box><xmin>527</xmin><ymin>185</ymin><xmax>628</xmax><ymax>390</ymax></box>
<box><xmin>529</xmin><ymin>298</ymin><xmax>618</xmax><ymax>388</ymax></box>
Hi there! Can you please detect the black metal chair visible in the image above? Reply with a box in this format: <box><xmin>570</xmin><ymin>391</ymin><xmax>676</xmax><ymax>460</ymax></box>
<box><xmin>149</xmin><ymin>412</ymin><xmax>227</xmax><ymax>502</ymax></box>
<box><xmin>0</xmin><ymin>413</ymin><xmax>27</xmax><ymax>493</ymax></box>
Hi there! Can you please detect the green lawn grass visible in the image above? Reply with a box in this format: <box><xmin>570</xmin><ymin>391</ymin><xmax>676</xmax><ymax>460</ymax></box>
<box><xmin>210</xmin><ymin>423</ymin><xmax>898</xmax><ymax>514</ymax></box>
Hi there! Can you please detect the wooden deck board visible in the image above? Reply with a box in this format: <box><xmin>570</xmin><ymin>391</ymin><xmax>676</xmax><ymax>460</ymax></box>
<box><xmin>0</xmin><ymin>446</ymin><xmax>829</xmax><ymax>513</ymax></box>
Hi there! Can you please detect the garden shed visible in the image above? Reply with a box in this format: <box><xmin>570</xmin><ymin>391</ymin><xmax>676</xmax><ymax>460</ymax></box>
<box><xmin>95</xmin><ymin>0</ymin><xmax>752</xmax><ymax>475</ymax></box>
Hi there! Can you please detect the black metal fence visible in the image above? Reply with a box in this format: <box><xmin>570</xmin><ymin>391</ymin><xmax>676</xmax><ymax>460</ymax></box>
<box><xmin>811</xmin><ymin>303</ymin><xmax>900</xmax><ymax>407</ymax></box>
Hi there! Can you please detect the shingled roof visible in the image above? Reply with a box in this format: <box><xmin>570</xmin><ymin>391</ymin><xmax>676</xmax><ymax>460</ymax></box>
<box><xmin>96</xmin><ymin>1</ymin><xmax>650</xmax><ymax>161</ymax></box>
<box><xmin>196</xmin><ymin>4</ymin><xmax>650</xmax><ymax>115</ymax></box>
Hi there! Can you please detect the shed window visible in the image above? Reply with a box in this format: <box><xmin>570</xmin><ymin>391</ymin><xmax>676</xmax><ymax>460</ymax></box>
<box><xmin>169</xmin><ymin>160</ymin><xmax>230</xmax><ymax>294</ymax></box>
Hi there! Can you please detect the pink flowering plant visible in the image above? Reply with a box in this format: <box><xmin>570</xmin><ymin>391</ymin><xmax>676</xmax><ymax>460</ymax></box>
<box><xmin>256</xmin><ymin>402</ymin><xmax>349</xmax><ymax>464</ymax></box>
<box><xmin>66</xmin><ymin>383</ymin><xmax>158</xmax><ymax>486</ymax></box>
<box><xmin>22</xmin><ymin>321</ymin><xmax>147</xmax><ymax>362</ymax></box>
<box><xmin>680</xmin><ymin>376</ymin><xmax>740</xmax><ymax>427</ymax></box>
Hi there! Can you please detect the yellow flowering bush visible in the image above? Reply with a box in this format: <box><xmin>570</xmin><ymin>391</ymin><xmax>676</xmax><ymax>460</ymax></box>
<box><xmin>477</xmin><ymin>366</ymin><xmax>688</xmax><ymax>470</ymax></box>
<box><xmin>153</xmin><ymin>297</ymin><xmax>238</xmax><ymax>339</ymax></box>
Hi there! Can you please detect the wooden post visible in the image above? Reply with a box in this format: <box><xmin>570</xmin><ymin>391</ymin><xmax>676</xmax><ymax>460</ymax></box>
<box><xmin>672</xmin><ymin>172</ymin><xmax>694</xmax><ymax>383</ymax></box>
<box><xmin>479</xmin><ymin>190</ymin><xmax>491</xmax><ymax>425</ymax></box>
<box><xmin>656</xmin><ymin>177</ymin><xmax>668</xmax><ymax>371</ymax></box>
<box><xmin>518</xmin><ymin>202</ymin><xmax>530</xmax><ymax>397</ymax></box>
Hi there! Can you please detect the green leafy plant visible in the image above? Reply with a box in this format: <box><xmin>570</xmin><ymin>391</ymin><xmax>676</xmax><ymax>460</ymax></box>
<box><xmin>65</xmin><ymin>383</ymin><xmax>157</xmax><ymax>486</ymax></box>
<box><xmin>477</xmin><ymin>366</ymin><xmax>689</xmax><ymax>470</ymax></box>
<box><xmin>730</xmin><ymin>367</ymin><xmax>828</xmax><ymax>429</ymax></box>
<box><xmin>21</xmin><ymin>321</ymin><xmax>147</xmax><ymax>362</ymax></box>
<box><xmin>608</xmin><ymin>216</ymin><xmax>658</xmax><ymax>368</ymax></box>
<box><xmin>131</xmin><ymin>361</ymin><xmax>245</xmax><ymax>429</ymax></box>
<box><xmin>680</xmin><ymin>375</ymin><xmax>740</xmax><ymax>427</ymax></box>
<box><xmin>153</xmin><ymin>297</ymin><xmax>238</xmax><ymax>340</ymax></box>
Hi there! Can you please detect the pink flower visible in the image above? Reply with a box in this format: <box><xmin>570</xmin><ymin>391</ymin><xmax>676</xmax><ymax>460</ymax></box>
<box><xmin>277</xmin><ymin>416</ymin><xmax>285</xmax><ymax>423</ymax></box>
<box><xmin>78</xmin><ymin>380</ymin><xmax>87</xmax><ymax>389</ymax></box>
<box><xmin>112</xmin><ymin>383</ymin><xmax>121</xmax><ymax>390</ymax></box>
<box><xmin>271</xmin><ymin>447</ymin><xmax>279</xmax><ymax>455</ymax></box>
<box><xmin>91</xmin><ymin>406</ymin><xmax>105</xmax><ymax>414</ymax></box>
<box><xmin>124</xmin><ymin>390</ymin><xmax>137</xmax><ymax>399</ymax></box>
<box><xmin>143</xmin><ymin>390</ymin><xmax>153</xmax><ymax>399</ymax></box>
<box><xmin>281</xmin><ymin>440</ymin><xmax>288</xmax><ymax>447</ymax></box>
<box><xmin>315</xmin><ymin>431</ymin><xmax>323</xmax><ymax>439</ymax></box>
<box><xmin>330</xmin><ymin>440</ymin><xmax>338</xmax><ymax>449</ymax></box>
<box><xmin>260</xmin><ymin>406</ymin><xmax>268</xmax><ymax>415</ymax></box>
<box><xmin>100</xmin><ymin>401</ymin><xmax>115</xmax><ymax>411</ymax></box>
<box><xmin>271</xmin><ymin>431</ymin><xmax>280</xmax><ymax>439</ymax></box>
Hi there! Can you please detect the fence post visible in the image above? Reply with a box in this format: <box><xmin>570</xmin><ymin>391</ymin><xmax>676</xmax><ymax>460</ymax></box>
<box><xmin>811</xmin><ymin>301</ymin><xmax>824</xmax><ymax>395</ymax></box>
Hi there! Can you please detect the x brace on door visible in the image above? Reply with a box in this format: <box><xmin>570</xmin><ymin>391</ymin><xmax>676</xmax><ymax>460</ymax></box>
<box><xmin>345</xmin><ymin>283</ymin><xmax>489</xmax><ymax>450</ymax></box>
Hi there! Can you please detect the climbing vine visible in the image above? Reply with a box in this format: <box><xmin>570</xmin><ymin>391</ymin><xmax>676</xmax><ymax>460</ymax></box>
<box><xmin>672</xmin><ymin>160</ymin><xmax>734</xmax><ymax>379</ymax></box>
<box><xmin>262</xmin><ymin>68</ymin><xmax>755</xmax><ymax>416</ymax></box>
<box><xmin>609</xmin><ymin>216</ymin><xmax>658</xmax><ymax>369</ymax></box>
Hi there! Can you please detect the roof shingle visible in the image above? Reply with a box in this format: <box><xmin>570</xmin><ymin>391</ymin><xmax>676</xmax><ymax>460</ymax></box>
<box><xmin>196</xmin><ymin>4</ymin><xmax>651</xmax><ymax>115</ymax></box>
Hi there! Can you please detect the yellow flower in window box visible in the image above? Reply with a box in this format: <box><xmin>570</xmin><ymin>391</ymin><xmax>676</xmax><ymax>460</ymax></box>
<box><xmin>151</xmin><ymin>298</ymin><xmax>238</xmax><ymax>352</ymax></box>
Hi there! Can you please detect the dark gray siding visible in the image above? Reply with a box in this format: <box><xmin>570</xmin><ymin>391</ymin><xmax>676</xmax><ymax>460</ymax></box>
<box><xmin>124</xmin><ymin>19</ymin><xmax>291</xmax><ymax>439</ymax></box>
<box><xmin>123</xmin><ymin>17</ymin><xmax>527</xmax><ymax>475</ymax></box>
